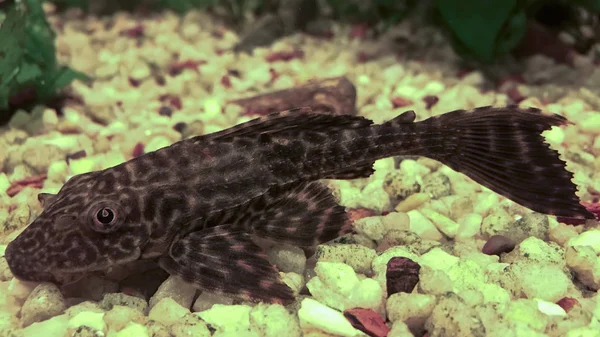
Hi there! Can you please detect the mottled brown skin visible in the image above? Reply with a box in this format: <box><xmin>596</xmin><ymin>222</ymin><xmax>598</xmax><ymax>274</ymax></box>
<box><xmin>5</xmin><ymin>106</ymin><xmax>594</xmax><ymax>304</ymax></box>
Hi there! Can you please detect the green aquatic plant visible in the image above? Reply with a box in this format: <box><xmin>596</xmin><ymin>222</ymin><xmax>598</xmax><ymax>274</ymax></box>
<box><xmin>0</xmin><ymin>0</ymin><xmax>89</xmax><ymax>121</ymax></box>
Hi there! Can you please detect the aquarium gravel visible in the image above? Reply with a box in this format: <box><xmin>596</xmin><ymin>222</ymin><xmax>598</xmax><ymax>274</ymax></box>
<box><xmin>1</xmin><ymin>4</ymin><xmax>600</xmax><ymax>337</ymax></box>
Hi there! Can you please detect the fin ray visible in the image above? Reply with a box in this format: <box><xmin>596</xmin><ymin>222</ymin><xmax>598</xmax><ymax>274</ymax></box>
<box><xmin>159</xmin><ymin>226</ymin><xmax>295</xmax><ymax>304</ymax></box>
<box><xmin>421</xmin><ymin>106</ymin><xmax>593</xmax><ymax>219</ymax></box>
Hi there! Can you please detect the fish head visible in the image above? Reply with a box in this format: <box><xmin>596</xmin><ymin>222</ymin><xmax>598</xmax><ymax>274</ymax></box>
<box><xmin>5</xmin><ymin>169</ymin><xmax>148</xmax><ymax>284</ymax></box>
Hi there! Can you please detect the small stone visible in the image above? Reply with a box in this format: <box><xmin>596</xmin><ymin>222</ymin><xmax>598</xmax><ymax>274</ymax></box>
<box><xmin>169</xmin><ymin>313</ymin><xmax>211</xmax><ymax>337</ymax></box>
<box><xmin>314</xmin><ymin>244</ymin><xmax>377</xmax><ymax>275</ymax></box>
<box><xmin>298</xmin><ymin>298</ymin><xmax>362</xmax><ymax>337</ymax></box>
<box><xmin>148</xmin><ymin>298</ymin><xmax>189</xmax><ymax>327</ymax></box>
<box><xmin>0</xmin><ymin>258</ymin><xmax>13</xmax><ymax>281</ymax></box>
<box><xmin>383</xmin><ymin>170</ymin><xmax>420</xmax><ymax>201</ymax></box>
<box><xmin>103</xmin><ymin>305</ymin><xmax>145</xmax><ymax>332</ymax></box>
<box><xmin>22</xmin><ymin>145</ymin><xmax>64</xmax><ymax>174</ymax></box>
<box><xmin>149</xmin><ymin>275</ymin><xmax>197</xmax><ymax>310</ymax></box>
<box><xmin>250</xmin><ymin>303</ymin><xmax>302</xmax><ymax>337</ymax></box>
<box><xmin>516</xmin><ymin>263</ymin><xmax>570</xmax><ymax>302</ymax></box>
<box><xmin>21</xmin><ymin>283</ymin><xmax>67</xmax><ymax>327</ymax></box>
<box><xmin>145</xmin><ymin>136</ymin><xmax>171</xmax><ymax>153</ymax></box>
<box><xmin>158</xmin><ymin>106</ymin><xmax>173</xmax><ymax>117</ymax></box>
<box><xmin>99</xmin><ymin>293</ymin><xmax>148</xmax><ymax>314</ymax></box>
<box><xmin>569</xmin><ymin>229</ymin><xmax>600</xmax><ymax>253</ymax></box>
<box><xmin>421</xmin><ymin>172</ymin><xmax>452</xmax><ymax>199</ymax></box>
<box><xmin>455</xmin><ymin>213</ymin><xmax>482</xmax><ymax>241</ymax></box>
<box><xmin>565</xmin><ymin>245</ymin><xmax>600</xmax><ymax>290</ymax></box>
<box><xmin>115</xmin><ymin>322</ymin><xmax>149</xmax><ymax>337</ymax></box>
<box><xmin>343</xmin><ymin>308</ymin><xmax>390</xmax><ymax>337</ymax></box>
<box><xmin>482</xmin><ymin>235</ymin><xmax>516</xmax><ymax>256</ymax></box>
<box><xmin>267</xmin><ymin>244</ymin><xmax>307</xmax><ymax>274</ymax></box>
<box><xmin>395</xmin><ymin>193</ymin><xmax>431</xmax><ymax>212</ymax></box>
<box><xmin>425</xmin><ymin>294</ymin><xmax>485</xmax><ymax>336</ymax></box>
<box><xmin>67</xmin><ymin>311</ymin><xmax>106</xmax><ymax>332</ymax></box>
<box><xmin>386</xmin><ymin>292</ymin><xmax>436</xmax><ymax>330</ymax></box>
<box><xmin>555</xmin><ymin>297</ymin><xmax>580</xmax><ymax>313</ymax></box>
<box><xmin>196</xmin><ymin>304</ymin><xmax>254</xmax><ymax>334</ymax></box>
<box><xmin>386</xmin><ymin>257</ymin><xmax>420</xmax><ymax>296</ymax></box>
<box><xmin>420</xmin><ymin>208</ymin><xmax>459</xmax><ymax>238</ymax></box>
<box><xmin>20</xmin><ymin>314</ymin><xmax>69</xmax><ymax>337</ymax></box>
<box><xmin>4</xmin><ymin>203</ymin><xmax>30</xmax><ymax>233</ymax></box>
<box><xmin>192</xmin><ymin>291</ymin><xmax>234</xmax><ymax>312</ymax></box>
<box><xmin>407</xmin><ymin>210</ymin><xmax>442</xmax><ymax>241</ymax></box>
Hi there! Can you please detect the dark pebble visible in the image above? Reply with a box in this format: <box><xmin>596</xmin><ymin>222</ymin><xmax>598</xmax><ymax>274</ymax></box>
<box><xmin>173</xmin><ymin>122</ymin><xmax>187</xmax><ymax>134</ymax></box>
<box><xmin>158</xmin><ymin>106</ymin><xmax>172</xmax><ymax>117</ymax></box>
<box><xmin>482</xmin><ymin>235</ymin><xmax>516</xmax><ymax>256</ymax></box>
<box><xmin>422</xmin><ymin>95</ymin><xmax>439</xmax><ymax>109</ymax></box>
<box><xmin>386</xmin><ymin>256</ymin><xmax>420</xmax><ymax>296</ymax></box>
<box><xmin>66</xmin><ymin>150</ymin><xmax>87</xmax><ymax>164</ymax></box>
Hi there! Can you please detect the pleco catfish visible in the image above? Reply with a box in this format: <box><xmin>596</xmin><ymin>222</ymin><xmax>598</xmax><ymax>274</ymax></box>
<box><xmin>5</xmin><ymin>105</ymin><xmax>594</xmax><ymax>304</ymax></box>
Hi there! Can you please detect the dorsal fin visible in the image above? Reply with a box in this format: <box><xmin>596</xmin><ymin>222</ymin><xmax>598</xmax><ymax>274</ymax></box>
<box><xmin>382</xmin><ymin>110</ymin><xmax>416</xmax><ymax>128</ymax></box>
<box><xmin>193</xmin><ymin>107</ymin><xmax>373</xmax><ymax>143</ymax></box>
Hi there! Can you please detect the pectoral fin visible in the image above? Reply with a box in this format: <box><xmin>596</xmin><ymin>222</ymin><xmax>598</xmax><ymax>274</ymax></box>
<box><xmin>159</xmin><ymin>225</ymin><xmax>295</xmax><ymax>304</ymax></box>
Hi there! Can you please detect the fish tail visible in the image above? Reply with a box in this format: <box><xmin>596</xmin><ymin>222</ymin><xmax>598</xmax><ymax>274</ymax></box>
<box><xmin>401</xmin><ymin>105</ymin><xmax>593</xmax><ymax>219</ymax></box>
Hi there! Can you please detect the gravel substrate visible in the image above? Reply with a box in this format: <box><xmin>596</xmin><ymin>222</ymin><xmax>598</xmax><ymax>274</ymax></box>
<box><xmin>2</xmin><ymin>4</ymin><xmax>600</xmax><ymax>337</ymax></box>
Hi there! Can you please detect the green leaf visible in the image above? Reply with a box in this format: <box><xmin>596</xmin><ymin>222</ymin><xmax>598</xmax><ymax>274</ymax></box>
<box><xmin>35</xmin><ymin>66</ymin><xmax>91</xmax><ymax>101</ymax></box>
<box><xmin>15</xmin><ymin>62</ymin><xmax>42</xmax><ymax>84</ymax></box>
<box><xmin>0</xmin><ymin>4</ymin><xmax>28</xmax><ymax>109</ymax></box>
<box><xmin>435</xmin><ymin>0</ymin><xmax>527</xmax><ymax>62</ymax></box>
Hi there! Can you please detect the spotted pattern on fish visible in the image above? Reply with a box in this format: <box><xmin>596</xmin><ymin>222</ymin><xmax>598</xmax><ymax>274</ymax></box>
<box><xmin>5</xmin><ymin>105</ymin><xmax>593</xmax><ymax>304</ymax></box>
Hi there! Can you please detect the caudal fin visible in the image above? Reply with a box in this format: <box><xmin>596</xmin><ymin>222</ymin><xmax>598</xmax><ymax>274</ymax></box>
<box><xmin>421</xmin><ymin>105</ymin><xmax>593</xmax><ymax>219</ymax></box>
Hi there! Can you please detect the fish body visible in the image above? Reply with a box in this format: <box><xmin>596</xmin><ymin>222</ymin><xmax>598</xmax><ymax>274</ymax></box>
<box><xmin>5</xmin><ymin>105</ymin><xmax>594</xmax><ymax>303</ymax></box>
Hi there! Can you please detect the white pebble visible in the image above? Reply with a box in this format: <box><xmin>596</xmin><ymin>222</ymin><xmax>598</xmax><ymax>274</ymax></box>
<box><xmin>535</xmin><ymin>299</ymin><xmax>567</xmax><ymax>317</ymax></box>
<box><xmin>297</xmin><ymin>298</ymin><xmax>362</xmax><ymax>337</ymax></box>
<box><xmin>21</xmin><ymin>314</ymin><xmax>69</xmax><ymax>337</ymax></box>
<box><xmin>407</xmin><ymin>210</ymin><xmax>442</xmax><ymax>241</ymax></box>
<box><xmin>148</xmin><ymin>298</ymin><xmax>189</xmax><ymax>326</ymax></box>
<box><xmin>69</xmin><ymin>157</ymin><xmax>96</xmax><ymax>175</ymax></box>
<box><xmin>196</xmin><ymin>304</ymin><xmax>254</xmax><ymax>334</ymax></box>
<box><xmin>150</xmin><ymin>275</ymin><xmax>197</xmax><ymax>310</ymax></box>
<box><xmin>115</xmin><ymin>322</ymin><xmax>149</xmax><ymax>337</ymax></box>
<box><xmin>420</xmin><ymin>208</ymin><xmax>459</xmax><ymax>238</ymax></box>
<box><xmin>68</xmin><ymin>311</ymin><xmax>106</xmax><ymax>332</ymax></box>
<box><xmin>580</xmin><ymin>113</ymin><xmax>600</xmax><ymax>133</ymax></box>
<box><xmin>569</xmin><ymin>229</ymin><xmax>600</xmax><ymax>254</ymax></box>
<box><xmin>145</xmin><ymin>136</ymin><xmax>171</xmax><ymax>152</ymax></box>
<box><xmin>456</xmin><ymin>213</ymin><xmax>482</xmax><ymax>241</ymax></box>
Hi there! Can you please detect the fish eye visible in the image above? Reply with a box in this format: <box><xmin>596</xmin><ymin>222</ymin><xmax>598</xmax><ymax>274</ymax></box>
<box><xmin>88</xmin><ymin>201</ymin><xmax>123</xmax><ymax>233</ymax></box>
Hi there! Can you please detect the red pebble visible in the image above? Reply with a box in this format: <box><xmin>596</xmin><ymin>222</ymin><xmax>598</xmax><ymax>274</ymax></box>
<box><xmin>506</xmin><ymin>87</ymin><xmax>526</xmax><ymax>103</ymax></box>
<box><xmin>422</xmin><ymin>95</ymin><xmax>439</xmax><ymax>109</ymax></box>
<box><xmin>220</xmin><ymin>75</ymin><xmax>232</xmax><ymax>88</ymax></box>
<box><xmin>350</xmin><ymin>23</ymin><xmax>369</xmax><ymax>39</ymax></box>
<box><xmin>386</xmin><ymin>256</ymin><xmax>421</xmax><ymax>296</ymax></box>
<box><xmin>343</xmin><ymin>308</ymin><xmax>390</xmax><ymax>337</ymax></box>
<box><xmin>128</xmin><ymin>77</ymin><xmax>141</xmax><ymax>87</ymax></box>
<box><xmin>391</xmin><ymin>97</ymin><xmax>412</xmax><ymax>109</ymax></box>
<box><xmin>269</xmin><ymin>68</ymin><xmax>280</xmax><ymax>83</ymax></box>
<box><xmin>169</xmin><ymin>60</ymin><xmax>206</xmax><ymax>76</ymax></box>
<box><xmin>556</xmin><ymin>297</ymin><xmax>580</xmax><ymax>312</ymax></box>
<box><xmin>6</xmin><ymin>174</ymin><xmax>48</xmax><ymax>197</ymax></box>
<box><xmin>169</xmin><ymin>96</ymin><xmax>183</xmax><ymax>110</ymax></box>
<box><xmin>265</xmin><ymin>50</ymin><xmax>304</xmax><ymax>63</ymax></box>
<box><xmin>120</xmin><ymin>24</ymin><xmax>144</xmax><ymax>38</ymax></box>
<box><xmin>132</xmin><ymin>142</ymin><xmax>145</xmax><ymax>158</ymax></box>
